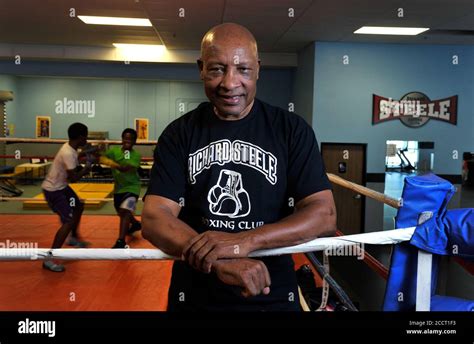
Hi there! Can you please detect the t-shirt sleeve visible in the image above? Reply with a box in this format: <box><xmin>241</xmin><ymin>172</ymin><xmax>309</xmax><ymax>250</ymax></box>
<box><xmin>287</xmin><ymin>116</ymin><xmax>331</xmax><ymax>203</ymax></box>
<box><xmin>63</xmin><ymin>148</ymin><xmax>78</xmax><ymax>171</ymax></box>
<box><xmin>146</xmin><ymin>125</ymin><xmax>187</xmax><ymax>203</ymax></box>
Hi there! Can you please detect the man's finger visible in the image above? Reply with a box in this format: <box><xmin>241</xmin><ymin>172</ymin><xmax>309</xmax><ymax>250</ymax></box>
<box><xmin>186</xmin><ymin>237</ymin><xmax>209</xmax><ymax>268</ymax></box>
<box><xmin>202</xmin><ymin>251</ymin><xmax>218</xmax><ymax>273</ymax></box>
<box><xmin>194</xmin><ymin>243</ymin><xmax>216</xmax><ymax>272</ymax></box>
<box><xmin>241</xmin><ymin>273</ymin><xmax>257</xmax><ymax>298</ymax></box>
<box><xmin>251</xmin><ymin>270</ymin><xmax>265</xmax><ymax>296</ymax></box>
<box><xmin>260</xmin><ymin>261</ymin><xmax>271</xmax><ymax>288</ymax></box>
<box><xmin>254</xmin><ymin>263</ymin><xmax>270</xmax><ymax>296</ymax></box>
<box><xmin>182</xmin><ymin>234</ymin><xmax>205</xmax><ymax>260</ymax></box>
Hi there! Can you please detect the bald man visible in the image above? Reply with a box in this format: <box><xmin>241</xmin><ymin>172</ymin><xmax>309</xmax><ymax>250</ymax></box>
<box><xmin>143</xmin><ymin>23</ymin><xmax>336</xmax><ymax>311</ymax></box>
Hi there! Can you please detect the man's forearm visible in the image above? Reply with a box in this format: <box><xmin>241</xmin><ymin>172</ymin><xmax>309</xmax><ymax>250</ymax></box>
<box><xmin>68</xmin><ymin>167</ymin><xmax>90</xmax><ymax>183</ymax></box>
<box><xmin>76</xmin><ymin>167</ymin><xmax>90</xmax><ymax>179</ymax></box>
<box><xmin>142</xmin><ymin>209</ymin><xmax>198</xmax><ymax>257</ymax></box>
<box><xmin>247</xmin><ymin>201</ymin><xmax>336</xmax><ymax>252</ymax></box>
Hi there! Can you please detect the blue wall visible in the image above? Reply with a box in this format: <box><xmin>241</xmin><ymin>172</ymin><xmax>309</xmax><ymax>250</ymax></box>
<box><xmin>0</xmin><ymin>61</ymin><xmax>294</xmax><ymax>140</ymax></box>
<box><xmin>293</xmin><ymin>42</ymin><xmax>316</xmax><ymax>125</ymax></box>
<box><xmin>13</xmin><ymin>77</ymin><xmax>206</xmax><ymax>140</ymax></box>
<box><xmin>314</xmin><ymin>42</ymin><xmax>474</xmax><ymax>174</ymax></box>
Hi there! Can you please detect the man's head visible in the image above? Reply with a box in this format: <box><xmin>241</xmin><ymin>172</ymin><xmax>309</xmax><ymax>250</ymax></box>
<box><xmin>198</xmin><ymin>23</ymin><xmax>260</xmax><ymax>119</ymax></box>
<box><xmin>68</xmin><ymin>122</ymin><xmax>88</xmax><ymax>147</ymax></box>
<box><xmin>121</xmin><ymin>128</ymin><xmax>137</xmax><ymax>151</ymax></box>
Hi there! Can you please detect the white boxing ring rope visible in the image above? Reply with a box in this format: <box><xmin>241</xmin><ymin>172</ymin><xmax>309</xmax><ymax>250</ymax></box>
<box><xmin>0</xmin><ymin>227</ymin><xmax>415</xmax><ymax>261</ymax></box>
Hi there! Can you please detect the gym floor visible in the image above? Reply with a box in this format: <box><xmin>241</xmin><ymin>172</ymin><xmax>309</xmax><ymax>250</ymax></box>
<box><xmin>0</xmin><ymin>214</ymin><xmax>172</xmax><ymax>310</ymax></box>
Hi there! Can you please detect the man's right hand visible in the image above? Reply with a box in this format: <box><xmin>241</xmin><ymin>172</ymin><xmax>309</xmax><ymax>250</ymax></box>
<box><xmin>212</xmin><ymin>258</ymin><xmax>271</xmax><ymax>298</ymax></box>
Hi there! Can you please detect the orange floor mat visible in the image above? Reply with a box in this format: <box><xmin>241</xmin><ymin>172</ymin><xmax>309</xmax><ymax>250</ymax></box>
<box><xmin>0</xmin><ymin>214</ymin><xmax>172</xmax><ymax>311</ymax></box>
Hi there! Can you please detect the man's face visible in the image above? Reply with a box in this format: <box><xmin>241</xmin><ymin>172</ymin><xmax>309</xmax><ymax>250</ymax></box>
<box><xmin>199</xmin><ymin>40</ymin><xmax>259</xmax><ymax>118</ymax></box>
<box><xmin>122</xmin><ymin>132</ymin><xmax>135</xmax><ymax>150</ymax></box>
<box><xmin>79</xmin><ymin>133</ymin><xmax>88</xmax><ymax>147</ymax></box>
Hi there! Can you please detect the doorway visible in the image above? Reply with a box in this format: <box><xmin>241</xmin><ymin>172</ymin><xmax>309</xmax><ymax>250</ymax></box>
<box><xmin>321</xmin><ymin>143</ymin><xmax>367</xmax><ymax>235</ymax></box>
<box><xmin>386</xmin><ymin>140</ymin><xmax>419</xmax><ymax>172</ymax></box>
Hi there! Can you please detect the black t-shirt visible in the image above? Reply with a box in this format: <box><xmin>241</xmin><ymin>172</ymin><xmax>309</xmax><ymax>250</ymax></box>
<box><xmin>147</xmin><ymin>98</ymin><xmax>331</xmax><ymax>311</ymax></box>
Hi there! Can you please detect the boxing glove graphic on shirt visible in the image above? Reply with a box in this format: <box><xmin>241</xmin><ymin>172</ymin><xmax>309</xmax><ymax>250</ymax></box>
<box><xmin>207</xmin><ymin>169</ymin><xmax>251</xmax><ymax>218</ymax></box>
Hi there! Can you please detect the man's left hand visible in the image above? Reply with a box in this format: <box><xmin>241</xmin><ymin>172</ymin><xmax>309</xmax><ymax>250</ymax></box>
<box><xmin>182</xmin><ymin>231</ymin><xmax>255</xmax><ymax>273</ymax></box>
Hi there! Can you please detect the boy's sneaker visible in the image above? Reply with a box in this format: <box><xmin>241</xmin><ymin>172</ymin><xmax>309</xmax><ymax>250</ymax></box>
<box><xmin>127</xmin><ymin>222</ymin><xmax>142</xmax><ymax>235</ymax></box>
<box><xmin>112</xmin><ymin>239</ymin><xmax>127</xmax><ymax>249</ymax></box>
<box><xmin>67</xmin><ymin>237</ymin><xmax>90</xmax><ymax>248</ymax></box>
<box><xmin>42</xmin><ymin>260</ymin><xmax>65</xmax><ymax>272</ymax></box>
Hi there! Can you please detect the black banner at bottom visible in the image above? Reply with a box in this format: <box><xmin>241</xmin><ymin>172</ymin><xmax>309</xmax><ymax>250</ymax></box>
<box><xmin>0</xmin><ymin>312</ymin><xmax>473</xmax><ymax>342</ymax></box>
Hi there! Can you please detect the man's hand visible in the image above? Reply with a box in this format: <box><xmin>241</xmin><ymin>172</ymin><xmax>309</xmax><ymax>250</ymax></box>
<box><xmin>182</xmin><ymin>231</ymin><xmax>255</xmax><ymax>273</ymax></box>
<box><xmin>79</xmin><ymin>144</ymin><xmax>99</xmax><ymax>157</ymax></box>
<box><xmin>96</xmin><ymin>143</ymin><xmax>106</xmax><ymax>152</ymax></box>
<box><xmin>212</xmin><ymin>258</ymin><xmax>271</xmax><ymax>298</ymax></box>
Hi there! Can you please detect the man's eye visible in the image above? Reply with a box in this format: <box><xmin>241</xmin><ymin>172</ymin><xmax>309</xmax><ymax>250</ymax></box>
<box><xmin>209</xmin><ymin>67</ymin><xmax>224</xmax><ymax>72</ymax></box>
<box><xmin>239</xmin><ymin>68</ymin><xmax>251</xmax><ymax>74</ymax></box>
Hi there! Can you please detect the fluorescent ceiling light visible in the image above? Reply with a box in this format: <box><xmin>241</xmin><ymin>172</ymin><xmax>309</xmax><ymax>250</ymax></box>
<box><xmin>354</xmin><ymin>26</ymin><xmax>429</xmax><ymax>35</ymax></box>
<box><xmin>78</xmin><ymin>15</ymin><xmax>152</xmax><ymax>27</ymax></box>
<box><xmin>113</xmin><ymin>43</ymin><xmax>165</xmax><ymax>51</ymax></box>
<box><xmin>113</xmin><ymin>43</ymin><xmax>166</xmax><ymax>61</ymax></box>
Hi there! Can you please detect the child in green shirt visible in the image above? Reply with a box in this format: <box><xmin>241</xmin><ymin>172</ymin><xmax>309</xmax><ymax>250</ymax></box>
<box><xmin>104</xmin><ymin>128</ymin><xmax>142</xmax><ymax>248</ymax></box>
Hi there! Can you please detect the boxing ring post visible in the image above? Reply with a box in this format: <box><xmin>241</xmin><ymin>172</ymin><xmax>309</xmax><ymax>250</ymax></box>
<box><xmin>415</xmin><ymin>251</ymin><xmax>433</xmax><ymax>311</ymax></box>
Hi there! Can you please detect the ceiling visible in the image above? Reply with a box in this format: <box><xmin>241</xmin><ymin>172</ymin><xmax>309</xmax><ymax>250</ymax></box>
<box><xmin>0</xmin><ymin>0</ymin><xmax>473</xmax><ymax>53</ymax></box>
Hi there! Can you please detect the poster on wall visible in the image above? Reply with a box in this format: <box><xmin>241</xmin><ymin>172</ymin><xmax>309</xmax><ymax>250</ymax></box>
<box><xmin>134</xmin><ymin>118</ymin><xmax>149</xmax><ymax>141</ymax></box>
<box><xmin>36</xmin><ymin>116</ymin><xmax>51</xmax><ymax>138</ymax></box>
<box><xmin>372</xmin><ymin>92</ymin><xmax>458</xmax><ymax>128</ymax></box>
<box><xmin>6</xmin><ymin>123</ymin><xmax>14</xmax><ymax>136</ymax></box>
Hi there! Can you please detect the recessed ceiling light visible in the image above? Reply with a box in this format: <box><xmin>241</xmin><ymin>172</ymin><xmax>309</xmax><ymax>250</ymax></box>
<box><xmin>78</xmin><ymin>15</ymin><xmax>152</xmax><ymax>27</ymax></box>
<box><xmin>354</xmin><ymin>26</ymin><xmax>429</xmax><ymax>35</ymax></box>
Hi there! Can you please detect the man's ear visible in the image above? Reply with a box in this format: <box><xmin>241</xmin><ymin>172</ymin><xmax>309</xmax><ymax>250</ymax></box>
<box><xmin>256</xmin><ymin>59</ymin><xmax>261</xmax><ymax>80</ymax></box>
<box><xmin>197</xmin><ymin>59</ymin><xmax>204</xmax><ymax>80</ymax></box>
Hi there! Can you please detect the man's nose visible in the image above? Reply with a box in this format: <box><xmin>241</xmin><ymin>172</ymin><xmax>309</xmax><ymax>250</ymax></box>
<box><xmin>220</xmin><ymin>68</ymin><xmax>240</xmax><ymax>90</ymax></box>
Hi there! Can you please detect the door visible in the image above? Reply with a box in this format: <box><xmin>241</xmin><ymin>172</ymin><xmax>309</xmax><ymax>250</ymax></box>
<box><xmin>321</xmin><ymin>143</ymin><xmax>367</xmax><ymax>234</ymax></box>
